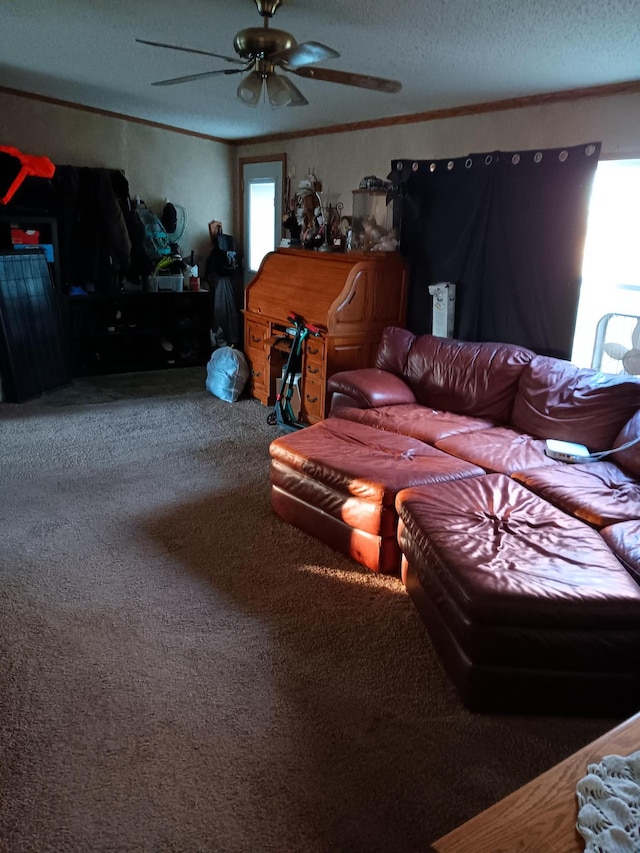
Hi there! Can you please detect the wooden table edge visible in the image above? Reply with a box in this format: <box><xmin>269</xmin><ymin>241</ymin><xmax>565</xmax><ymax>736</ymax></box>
<box><xmin>430</xmin><ymin>710</ymin><xmax>640</xmax><ymax>853</ymax></box>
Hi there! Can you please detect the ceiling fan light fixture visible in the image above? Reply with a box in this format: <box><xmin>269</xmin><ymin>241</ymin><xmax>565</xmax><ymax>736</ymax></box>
<box><xmin>254</xmin><ymin>0</ymin><xmax>283</xmax><ymax>17</ymax></box>
<box><xmin>237</xmin><ymin>71</ymin><xmax>263</xmax><ymax>106</ymax></box>
<box><xmin>265</xmin><ymin>72</ymin><xmax>292</xmax><ymax>106</ymax></box>
<box><xmin>141</xmin><ymin>1</ymin><xmax>403</xmax><ymax>106</ymax></box>
<box><xmin>275</xmin><ymin>74</ymin><xmax>308</xmax><ymax>107</ymax></box>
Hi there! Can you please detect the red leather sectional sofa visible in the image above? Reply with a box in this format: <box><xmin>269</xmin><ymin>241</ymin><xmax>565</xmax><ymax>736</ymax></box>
<box><xmin>269</xmin><ymin>327</ymin><xmax>640</xmax><ymax>715</ymax></box>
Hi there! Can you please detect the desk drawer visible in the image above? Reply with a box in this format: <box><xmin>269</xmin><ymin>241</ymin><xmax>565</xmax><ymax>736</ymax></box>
<box><xmin>300</xmin><ymin>376</ymin><xmax>325</xmax><ymax>424</ymax></box>
<box><xmin>246</xmin><ymin>320</ymin><xmax>268</xmax><ymax>349</ymax></box>
<box><xmin>305</xmin><ymin>337</ymin><xmax>325</xmax><ymax>360</ymax></box>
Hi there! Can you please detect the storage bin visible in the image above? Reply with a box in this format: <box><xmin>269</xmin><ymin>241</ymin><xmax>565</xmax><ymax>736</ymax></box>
<box><xmin>149</xmin><ymin>274</ymin><xmax>183</xmax><ymax>293</ymax></box>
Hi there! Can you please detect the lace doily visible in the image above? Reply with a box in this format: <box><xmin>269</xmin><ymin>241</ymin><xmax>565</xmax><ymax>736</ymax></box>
<box><xmin>576</xmin><ymin>750</ymin><xmax>640</xmax><ymax>852</ymax></box>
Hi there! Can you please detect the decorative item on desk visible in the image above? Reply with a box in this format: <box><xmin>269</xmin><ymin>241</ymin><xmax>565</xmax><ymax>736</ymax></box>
<box><xmin>352</xmin><ymin>186</ymin><xmax>395</xmax><ymax>251</ymax></box>
<box><xmin>317</xmin><ymin>200</ymin><xmax>343</xmax><ymax>252</ymax></box>
<box><xmin>282</xmin><ymin>210</ymin><xmax>302</xmax><ymax>247</ymax></box>
<box><xmin>294</xmin><ymin>171</ymin><xmax>325</xmax><ymax>250</ymax></box>
<box><xmin>339</xmin><ymin>212</ymin><xmax>353</xmax><ymax>251</ymax></box>
<box><xmin>333</xmin><ymin>202</ymin><xmax>345</xmax><ymax>249</ymax></box>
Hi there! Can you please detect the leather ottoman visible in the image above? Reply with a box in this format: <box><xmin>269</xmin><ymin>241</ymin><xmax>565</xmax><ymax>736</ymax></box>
<box><xmin>269</xmin><ymin>418</ymin><xmax>484</xmax><ymax>573</ymax></box>
<box><xmin>396</xmin><ymin>473</ymin><xmax>640</xmax><ymax>715</ymax></box>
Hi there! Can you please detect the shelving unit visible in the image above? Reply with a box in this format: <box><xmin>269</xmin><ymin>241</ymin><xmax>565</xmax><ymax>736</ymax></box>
<box><xmin>67</xmin><ymin>290</ymin><xmax>212</xmax><ymax>375</ymax></box>
<box><xmin>0</xmin><ymin>213</ymin><xmax>62</xmax><ymax>294</ymax></box>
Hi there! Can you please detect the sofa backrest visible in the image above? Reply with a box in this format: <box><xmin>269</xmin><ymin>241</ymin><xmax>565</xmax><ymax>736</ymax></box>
<box><xmin>374</xmin><ymin>326</ymin><xmax>416</xmax><ymax>375</ymax></box>
<box><xmin>398</xmin><ymin>334</ymin><xmax>535</xmax><ymax>421</ymax></box>
<box><xmin>511</xmin><ymin>355</ymin><xmax>640</xmax><ymax>450</ymax></box>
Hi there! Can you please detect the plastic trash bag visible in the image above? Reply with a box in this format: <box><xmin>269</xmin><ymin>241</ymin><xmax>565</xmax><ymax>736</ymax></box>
<box><xmin>205</xmin><ymin>346</ymin><xmax>249</xmax><ymax>403</ymax></box>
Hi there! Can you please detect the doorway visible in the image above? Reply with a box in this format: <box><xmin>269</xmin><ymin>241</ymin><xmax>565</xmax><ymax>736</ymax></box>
<box><xmin>239</xmin><ymin>155</ymin><xmax>286</xmax><ymax>287</ymax></box>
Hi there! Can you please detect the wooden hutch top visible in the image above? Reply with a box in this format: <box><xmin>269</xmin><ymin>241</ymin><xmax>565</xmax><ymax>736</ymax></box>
<box><xmin>244</xmin><ymin>247</ymin><xmax>407</xmax><ymax>335</ymax></box>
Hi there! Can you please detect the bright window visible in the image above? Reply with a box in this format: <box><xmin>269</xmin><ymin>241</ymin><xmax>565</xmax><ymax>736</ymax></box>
<box><xmin>571</xmin><ymin>159</ymin><xmax>640</xmax><ymax>367</ymax></box>
<box><xmin>248</xmin><ymin>180</ymin><xmax>276</xmax><ymax>273</ymax></box>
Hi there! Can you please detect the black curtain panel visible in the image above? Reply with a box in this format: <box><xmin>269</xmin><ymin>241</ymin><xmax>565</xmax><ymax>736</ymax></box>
<box><xmin>390</xmin><ymin>142</ymin><xmax>601</xmax><ymax>359</ymax></box>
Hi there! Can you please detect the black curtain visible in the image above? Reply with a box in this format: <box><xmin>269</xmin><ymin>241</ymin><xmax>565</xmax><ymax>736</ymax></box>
<box><xmin>390</xmin><ymin>142</ymin><xmax>601</xmax><ymax>359</ymax></box>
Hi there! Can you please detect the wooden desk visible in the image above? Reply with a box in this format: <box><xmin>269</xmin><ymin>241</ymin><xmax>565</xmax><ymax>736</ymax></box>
<box><xmin>243</xmin><ymin>248</ymin><xmax>407</xmax><ymax>424</ymax></box>
<box><xmin>431</xmin><ymin>712</ymin><xmax>640</xmax><ymax>853</ymax></box>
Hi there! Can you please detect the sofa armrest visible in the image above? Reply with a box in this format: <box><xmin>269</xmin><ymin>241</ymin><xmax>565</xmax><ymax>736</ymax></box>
<box><xmin>328</xmin><ymin>368</ymin><xmax>416</xmax><ymax>412</ymax></box>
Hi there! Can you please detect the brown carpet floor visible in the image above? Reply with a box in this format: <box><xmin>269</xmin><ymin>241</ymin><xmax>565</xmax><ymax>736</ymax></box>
<box><xmin>0</xmin><ymin>368</ymin><xmax>619</xmax><ymax>853</ymax></box>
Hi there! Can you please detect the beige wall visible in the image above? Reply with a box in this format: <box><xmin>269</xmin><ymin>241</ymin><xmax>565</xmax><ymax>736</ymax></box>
<box><xmin>0</xmin><ymin>90</ymin><xmax>234</xmax><ymax>267</ymax></box>
<box><xmin>235</xmin><ymin>92</ymin><xmax>640</xmax><ymax>220</ymax></box>
<box><xmin>2</xmin><ymin>87</ymin><xmax>639</xmax><ymax>253</ymax></box>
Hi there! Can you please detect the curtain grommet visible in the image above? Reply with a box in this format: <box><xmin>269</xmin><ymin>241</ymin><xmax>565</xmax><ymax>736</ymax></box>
<box><xmin>511</xmin><ymin>154</ymin><xmax>520</xmax><ymax>165</ymax></box>
<box><xmin>586</xmin><ymin>144</ymin><xmax>597</xmax><ymax>156</ymax></box>
<box><xmin>429</xmin><ymin>163</ymin><xmax>436</xmax><ymax>172</ymax></box>
<box><xmin>485</xmin><ymin>154</ymin><xmax>493</xmax><ymax>165</ymax></box>
<box><xmin>534</xmin><ymin>152</ymin><xmax>543</xmax><ymax>163</ymax></box>
<box><xmin>465</xmin><ymin>158</ymin><xmax>473</xmax><ymax>169</ymax></box>
<box><xmin>559</xmin><ymin>150</ymin><xmax>569</xmax><ymax>162</ymax></box>
<box><xmin>447</xmin><ymin>161</ymin><xmax>455</xmax><ymax>170</ymax></box>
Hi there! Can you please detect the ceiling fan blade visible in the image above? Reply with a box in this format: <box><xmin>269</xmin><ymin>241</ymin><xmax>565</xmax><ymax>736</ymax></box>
<box><xmin>270</xmin><ymin>40</ymin><xmax>339</xmax><ymax>70</ymax></box>
<box><xmin>152</xmin><ymin>67</ymin><xmax>246</xmax><ymax>87</ymax></box>
<box><xmin>136</xmin><ymin>38</ymin><xmax>244</xmax><ymax>66</ymax></box>
<box><xmin>291</xmin><ymin>65</ymin><xmax>401</xmax><ymax>93</ymax></box>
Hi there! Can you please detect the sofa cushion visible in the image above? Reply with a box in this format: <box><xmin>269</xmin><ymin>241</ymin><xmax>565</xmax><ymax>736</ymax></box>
<box><xmin>435</xmin><ymin>426</ymin><xmax>560</xmax><ymax>475</ymax></box>
<box><xmin>331</xmin><ymin>403</ymin><xmax>497</xmax><ymax>444</ymax></box>
<box><xmin>396</xmin><ymin>474</ymin><xmax>640</xmax><ymax>630</ymax></box>
<box><xmin>511</xmin><ymin>355</ymin><xmax>640</xmax><ymax>450</ymax></box>
<box><xmin>601</xmin><ymin>520</ymin><xmax>640</xmax><ymax>585</ymax></box>
<box><xmin>403</xmin><ymin>336</ymin><xmax>534</xmax><ymax>421</ymax></box>
<box><xmin>269</xmin><ymin>417</ymin><xmax>484</xmax><ymax>508</ymax></box>
<box><xmin>397</xmin><ymin>474</ymin><xmax>640</xmax><ymax>714</ymax></box>
<box><xmin>269</xmin><ymin>417</ymin><xmax>484</xmax><ymax>574</ymax></box>
<box><xmin>613</xmin><ymin>410</ymin><xmax>640</xmax><ymax>477</ymax></box>
<box><xmin>513</xmin><ymin>461</ymin><xmax>640</xmax><ymax>528</ymax></box>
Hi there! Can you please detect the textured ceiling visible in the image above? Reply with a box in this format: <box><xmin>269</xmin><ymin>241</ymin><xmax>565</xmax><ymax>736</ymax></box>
<box><xmin>2</xmin><ymin>0</ymin><xmax>640</xmax><ymax>142</ymax></box>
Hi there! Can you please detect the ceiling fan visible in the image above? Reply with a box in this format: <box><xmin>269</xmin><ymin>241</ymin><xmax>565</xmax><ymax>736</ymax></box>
<box><xmin>136</xmin><ymin>0</ymin><xmax>402</xmax><ymax>107</ymax></box>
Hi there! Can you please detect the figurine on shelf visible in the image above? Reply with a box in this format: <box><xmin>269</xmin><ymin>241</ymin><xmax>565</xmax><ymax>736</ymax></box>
<box><xmin>294</xmin><ymin>171</ymin><xmax>325</xmax><ymax>249</ymax></box>
<box><xmin>282</xmin><ymin>209</ymin><xmax>302</xmax><ymax>246</ymax></box>
<box><xmin>371</xmin><ymin>227</ymin><xmax>399</xmax><ymax>252</ymax></box>
<box><xmin>353</xmin><ymin>214</ymin><xmax>389</xmax><ymax>251</ymax></box>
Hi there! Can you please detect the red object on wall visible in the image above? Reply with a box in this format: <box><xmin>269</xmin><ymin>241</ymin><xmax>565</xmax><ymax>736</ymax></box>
<box><xmin>0</xmin><ymin>146</ymin><xmax>56</xmax><ymax>205</ymax></box>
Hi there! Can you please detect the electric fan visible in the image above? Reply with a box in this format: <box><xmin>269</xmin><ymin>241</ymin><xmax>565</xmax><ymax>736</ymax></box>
<box><xmin>591</xmin><ymin>312</ymin><xmax>640</xmax><ymax>375</ymax></box>
<box><xmin>161</xmin><ymin>201</ymin><xmax>187</xmax><ymax>245</ymax></box>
